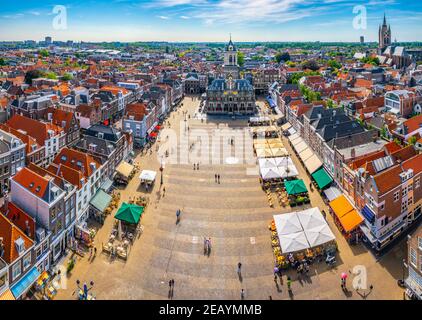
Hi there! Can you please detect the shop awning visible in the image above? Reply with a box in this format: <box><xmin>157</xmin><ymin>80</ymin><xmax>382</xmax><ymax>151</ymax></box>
<box><xmin>101</xmin><ymin>178</ymin><xmax>114</xmax><ymax>192</ymax></box>
<box><xmin>139</xmin><ymin>170</ymin><xmax>157</xmax><ymax>182</ymax></box>
<box><xmin>90</xmin><ymin>189</ymin><xmax>112</xmax><ymax>213</ymax></box>
<box><xmin>115</xmin><ymin>161</ymin><xmax>134</xmax><ymax>179</ymax></box>
<box><xmin>285</xmin><ymin>179</ymin><xmax>308</xmax><ymax>195</ymax></box>
<box><xmin>362</xmin><ymin>205</ymin><xmax>375</xmax><ymax>224</ymax></box>
<box><xmin>312</xmin><ymin>168</ymin><xmax>333</xmax><ymax>190</ymax></box>
<box><xmin>299</xmin><ymin>148</ymin><xmax>313</xmax><ymax>162</ymax></box>
<box><xmin>295</xmin><ymin>141</ymin><xmax>308</xmax><ymax>154</ymax></box>
<box><xmin>0</xmin><ymin>289</ymin><xmax>15</xmax><ymax>300</ymax></box>
<box><xmin>329</xmin><ymin>195</ymin><xmax>354</xmax><ymax>218</ymax></box>
<box><xmin>281</xmin><ymin>123</ymin><xmax>292</xmax><ymax>131</ymax></box>
<box><xmin>115</xmin><ymin>203</ymin><xmax>144</xmax><ymax>225</ymax></box>
<box><xmin>323</xmin><ymin>187</ymin><xmax>342</xmax><ymax>202</ymax></box>
<box><xmin>304</xmin><ymin>154</ymin><xmax>323</xmax><ymax>174</ymax></box>
<box><xmin>339</xmin><ymin>210</ymin><xmax>364</xmax><ymax>233</ymax></box>
<box><xmin>11</xmin><ymin>266</ymin><xmax>40</xmax><ymax>299</ymax></box>
<box><xmin>149</xmin><ymin>132</ymin><xmax>158</xmax><ymax>138</ymax></box>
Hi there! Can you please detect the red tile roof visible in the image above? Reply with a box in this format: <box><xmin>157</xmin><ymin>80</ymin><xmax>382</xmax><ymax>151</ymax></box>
<box><xmin>53</xmin><ymin>147</ymin><xmax>100</xmax><ymax>179</ymax></box>
<box><xmin>12</xmin><ymin>167</ymin><xmax>50</xmax><ymax>200</ymax></box>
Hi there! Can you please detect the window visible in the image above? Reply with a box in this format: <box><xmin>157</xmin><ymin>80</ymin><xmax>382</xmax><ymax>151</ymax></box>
<box><xmin>410</xmin><ymin>247</ymin><xmax>417</xmax><ymax>267</ymax></box>
<box><xmin>43</xmin><ymin>242</ymin><xmax>48</xmax><ymax>252</ymax></box>
<box><xmin>23</xmin><ymin>253</ymin><xmax>31</xmax><ymax>271</ymax></box>
<box><xmin>36</xmin><ymin>247</ymin><xmax>42</xmax><ymax>258</ymax></box>
<box><xmin>380</xmin><ymin>203</ymin><xmax>385</xmax><ymax>211</ymax></box>
<box><xmin>12</xmin><ymin>263</ymin><xmax>21</xmax><ymax>280</ymax></box>
<box><xmin>416</xmin><ymin>177</ymin><xmax>421</xmax><ymax>189</ymax></box>
<box><xmin>418</xmin><ymin>237</ymin><xmax>422</xmax><ymax>251</ymax></box>
<box><xmin>408</xmin><ymin>197</ymin><xmax>413</xmax><ymax>206</ymax></box>
<box><xmin>0</xmin><ymin>273</ymin><xmax>6</xmax><ymax>289</ymax></box>
<box><xmin>394</xmin><ymin>191</ymin><xmax>400</xmax><ymax>202</ymax></box>
<box><xmin>408</xmin><ymin>184</ymin><xmax>413</xmax><ymax>192</ymax></box>
<box><xmin>402</xmin><ymin>188</ymin><xmax>408</xmax><ymax>197</ymax></box>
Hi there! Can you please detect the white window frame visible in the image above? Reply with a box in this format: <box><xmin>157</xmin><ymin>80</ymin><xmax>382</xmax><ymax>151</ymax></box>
<box><xmin>410</xmin><ymin>247</ymin><xmax>417</xmax><ymax>267</ymax></box>
<box><xmin>23</xmin><ymin>253</ymin><xmax>31</xmax><ymax>271</ymax></box>
<box><xmin>12</xmin><ymin>263</ymin><xmax>22</xmax><ymax>280</ymax></box>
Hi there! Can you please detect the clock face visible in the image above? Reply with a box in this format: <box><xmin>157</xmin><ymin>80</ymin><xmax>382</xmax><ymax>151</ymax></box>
<box><xmin>229</xmin><ymin>46</ymin><xmax>233</xmax><ymax>51</ymax></box>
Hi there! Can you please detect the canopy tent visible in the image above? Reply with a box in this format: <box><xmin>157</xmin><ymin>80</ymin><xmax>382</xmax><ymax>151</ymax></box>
<box><xmin>288</xmin><ymin>127</ymin><xmax>297</xmax><ymax>135</ymax></box>
<box><xmin>260</xmin><ymin>167</ymin><xmax>282</xmax><ymax>180</ymax></box>
<box><xmin>304</xmin><ymin>154</ymin><xmax>323</xmax><ymax>174</ymax></box>
<box><xmin>90</xmin><ymin>189</ymin><xmax>112</xmax><ymax>213</ymax></box>
<box><xmin>115</xmin><ymin>161</ymin><xmax>135</xmax><ymax>179</ymax></box>
<box><xmin>250</xmin><ymin>116</ymin><xmax>270</xmax><ymax>123</ymax></box>
<box><xmin>270</xmin><ymin>147</ymin><xmax>289</xmax><ymax>157</ymax></box>
<box><xmin>329</xmin><ymin>195</ymin><xmax>355</xmax><ymax>218</ymax></box>
<box><xmin>285</xmin><ymin>179</ymin><xmax>308</xmax><ymax>195</ymax></box>
<box><xmin>139</xmin><ymin>170</ymin><xmax>157</xmax><ymax>182</ymax></box>
<box><xmin>304</xmin><ymin>224</ymin><xmax>336</xmax><ymax>248</ymax></box>
<box><xmin>268</xmin><ymin>141</ymin><xmax>285</xmax><ymax>149</ymax></box>
<box><xmin>273</xmin><ymin>213</ymin><xmax>303</xmax><ymax>236</ymax></box>
<box><xmin>323</xmin><ymin>187</ymin><xmax>342</xmax><ymax>202</ymax></box>
<box><xmin>278</xmin><ymin>166</ymin><xmax>299</xmax><ymax>179</ymax></box>
<box><xmin>312</xmin><ymin>168</ymin><xmax>333</xmax><ymax>190</ymax></box>
<box><xmin>291</xmin><ymin>136</ymin><xmax>305</xmax><ymax>147</ymax></box>
<box><xmin>114</xmin><ymin>203</ymin><xmax>144</xmax><ymax>225</ymax></box>
<box><xmin>256</xmin><ymin>148</ymin><xmax>274</xmax><ymax>158</ymax></box>
<box><xmin>266</xmin><ymin>138</ymin><xmax>284</xmax><ymax>145</ymax></box>
<box><xmin>298</xmin><ymin>148</ymin><xmax>314</xmax><ymax>162</ymax></box>
<box><xmin>279</xmin><ymin>232</ymin><xmax>310</xmax><ymax>254</ymax></box>
<box><xmin>258</xmin><ymin>158</ymin><xmax>278</xmax><ymax>169</ymax></box>
<box><xmin>296</xmin><ymin>207</ymin><xmax>327</xmax><ymax>230</ymax></box>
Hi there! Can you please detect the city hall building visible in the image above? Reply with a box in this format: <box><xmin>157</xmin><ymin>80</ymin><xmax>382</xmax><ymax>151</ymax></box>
<box><xmin>204</xmin><ymin>38</ymin><xmax>256</xmax><ymax>115</ymax></box>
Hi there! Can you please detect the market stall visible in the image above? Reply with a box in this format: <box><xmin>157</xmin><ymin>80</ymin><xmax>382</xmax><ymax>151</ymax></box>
<box><xmin>270</xmin><ymin>208</ymin><xmax>337</xmax><ymax>269</ymax></box>
<box><xmin>329</xmin><ymin>195</ymin><xmax>364</xmax><ymax>241</ymax></box>
<box><xmin>139</xmin><ymin>170</ymin><xmax>157</xmax><ymax>188</ymax></box>
<box><xmin>114</xmin><ymin>161</ymin><xmax>135</xmax><ymax>185</ymax></box>
<box><xmin>89</xmin><ymin>189</ymin><xmax>113</xmax><ymax>224</ymax></box>
<box><xmin>311</xmin><ymin>168</ymin><xmax>333</xmax><ymax>190</ymax></box>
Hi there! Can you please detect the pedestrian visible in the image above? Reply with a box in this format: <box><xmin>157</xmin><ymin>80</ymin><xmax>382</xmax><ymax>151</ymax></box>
<box><xmin>240</xmin><ymin>289</ymin><xmax>245</xmax><ymax>300</ymax></box>
<box><xmin>215</xmin><ymin>174</ymin><xmax>217</xmax><ymax>183</ymax></box>
<box><xmin>193</xmin><ymin>163</ymin><xmax>196</xmax><ymax>170</ymax></box>
<box><xmin>237</xmin><ymin>262</ymin><xmax>242</xmax><ymax>275</ymax></box>
<box><xmin>171</xmin><ymin>279</ymin><xmax>175</xmax><ymax>288</ymax></box>
<box><xmin>197</xmin><ymin>163</ymin><xmax>199</xmax><ymax>170</ymax></box>
<box><xmin>287</xmin><ymin>276</ymin><xmax>292</xmax><ymax>291</ymax></box>
<box><xmin>218</xmin><ymin>174</ymin><xmax>220</xmax><ymax>184</ymax></box>
<box><xmin>204</xmin><ymin>237</ymin><xmax>208</xmax><ymax>255</ymax></box>
<box><xmin>163</xmin><ymin>187</ymin><xmax>166</xmax><ymax>197</ymax></box>
<box><xmin>94</xmin><ymin>247</ymin><xmax>97</xmax><ymax>256</ymax></box>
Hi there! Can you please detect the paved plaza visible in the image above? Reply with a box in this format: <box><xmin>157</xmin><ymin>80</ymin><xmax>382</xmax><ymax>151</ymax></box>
<box><xmin>56</xmin><ymin>97</ymin><xmax>405</xmax><ymax>300</ymax></box>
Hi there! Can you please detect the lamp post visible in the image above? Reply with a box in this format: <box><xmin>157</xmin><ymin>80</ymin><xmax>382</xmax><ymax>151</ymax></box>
<box><xmin>160</xmin><ymin>157</ymin><xmax>164</xmax><ymax>186</ymax></box>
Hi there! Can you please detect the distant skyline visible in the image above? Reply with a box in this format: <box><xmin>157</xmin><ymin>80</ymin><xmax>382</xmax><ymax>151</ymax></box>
<box><xmin>0</xmin><ymin>0</ymin><xmax>421</xmax><ymax>42</ymax></box>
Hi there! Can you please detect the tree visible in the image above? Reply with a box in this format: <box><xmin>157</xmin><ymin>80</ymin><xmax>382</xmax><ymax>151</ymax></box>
<box><xmin>275</xmin><ymin>52</ymin><xmax>290</xmax><ymax>63</ymax></box>
<box><xmin>24</xmin><ymin>69</ymin><xmax>44</xmax><ymax>85</ymax></box>
<box><xmin>62</xmin><ymin>73</ymin><xmax>73</xmax><ymax>81</ymax></box>
<box><xmin>0</xmin><ymin>58</ymin><xmax>5</xmax><ymax>66</ymax></box>
<box><xmin>327</xmin><ymin>59</ymin><xmax>342</xmax><ymax>70</ymax></box>
<box><xmin>408</xmin><ymin>136</ymin><xmax>417</xmax><ymax>145</ymax></box>
<box><xmin>237</xmin><ymin>51</ymin><xmax>245</xmax><ymax>67</ymax></box>
<box><xmin>301</xmin><ymin>60</ymin><xmax>320</xmax><ymax>71</ymax></box>
<box><xmin>45</xmin><ymin>72</ymin><xmax>57</xmax><ymax>80</ymax></box>
<box><xmin>38</xmin><ymin>49</ymin><xmax>49</xmax><ymax>58</ymax></box>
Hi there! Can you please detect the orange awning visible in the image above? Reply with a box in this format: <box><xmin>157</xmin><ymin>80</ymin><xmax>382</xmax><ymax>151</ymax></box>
<box><xmin>0</xmin><ymin>289</ymin><xmax>15</xmax><ymax>300</ymax></box>
<box><xmin>339</xmin><ymin>210</ymin><xmax>364</xmax><ymax>233</ymax></box>
<box><xmin>329</xmin><ymin>195</ymin><xmax>354</xmax><ymax>218</ymax></box>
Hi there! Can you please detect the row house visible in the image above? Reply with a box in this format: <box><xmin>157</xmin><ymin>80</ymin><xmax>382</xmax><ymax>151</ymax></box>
<box><xmin>406</xmin><ymin>224</ymin><xmax>422</xmax><ymax>300</ymax></box>
<box><xmin>7</xmin><ymin>114</ymin><xmax>65</xmax><ymax>166</ymax></box>
<box><xmin>122</xmin><ymin>102</ymin><xmax>152</xmax><ymax>147</ymax></box>
<box><xmin>0</xmin><ymin>208</ymin><xmax>37</xmax><ymax>300</ymax></box>
<box><xmin>358</xmin><ymin>152</ymin><xmax>422</xmax><ymax>251</ymax></box>
<box><xmin>0</xmin><ymin>124</ymin><xmax>45</xmax><ymax>167</ymax></box>
<box><xmin>47</xmin><ymin>148</ymin><xmax>100</xmax><ymax>225</ymax></box>
<box><xmin>75</xmin><ymin>102</ymin><xmax>102</xmax><ymax>129</ymax></box>
<box><xmin>10</xmin><ymin>166</ymin><xmax>76</xmax><ymax>266</ymax></box>
<box><xmin>10</xmin><ymin>94</ymin><xmax>54</xmax><ymax>120</ymax></box>
<box><xmin>162</xmin><ymin>78</ymin><xmax>183</xmax><ymax>106</ymax></box>
<box><xmin>393</xmin><ymin>114</ymin><xmax>422</xmax><ymax>143</ymax></box>
<box><xmin>253</xmin><ymin>67</ymin><xmax>283</xmax><ymax>94</ymax></box>
<box><xmin>45</xmin><ymin>107</ymin><xmax>80</xmax><ymax>146</ymax></box>
<box><xmin>0</xmin><ymin>129</ymin><xmax>25</xmax><ymax>195</ymax></box>
<box><xmin>385</xmin><ymin>90</ymin><xmax>420</xmax><ymax>117</ymax></box>
<box><xmin>83</xmin><ymin>124</ymin><xmax>133</xmax><ymax>167</ymax></box>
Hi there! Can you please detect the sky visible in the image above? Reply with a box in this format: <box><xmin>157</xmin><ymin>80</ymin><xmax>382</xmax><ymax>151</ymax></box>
<box><xmin>0</xmin><ymin>0</ymin><xmax>421</xmax><ymax>42</ymax></box>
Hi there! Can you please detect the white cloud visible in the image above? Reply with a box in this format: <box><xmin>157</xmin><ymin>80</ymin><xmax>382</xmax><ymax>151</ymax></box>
<box><xmin>180</xmin><ymin>15</ymin><xmax>190</xmax><ymax>19</ymax></box>
<box><xmin>158</xmin><ymin>15</ymin><xmax>170</xmax><ymax>20</ymax></box>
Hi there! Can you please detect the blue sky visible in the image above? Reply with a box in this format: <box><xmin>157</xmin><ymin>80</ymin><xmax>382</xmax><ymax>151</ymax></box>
<box><xmin>0</xmin><ymin>0</ymin><xmax>421</xmax><ymax>42</ymax></box>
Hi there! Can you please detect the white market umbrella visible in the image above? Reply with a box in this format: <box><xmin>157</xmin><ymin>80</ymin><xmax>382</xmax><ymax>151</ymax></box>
<box><xmin>279</xmin><ymin>231</ymin><xmax>310</xmax><ymax>254</ymax></box>
<box><xmin>304</xmin><ymin>224</ymin><xmax>336</xmax><ymax>248</ymax></box>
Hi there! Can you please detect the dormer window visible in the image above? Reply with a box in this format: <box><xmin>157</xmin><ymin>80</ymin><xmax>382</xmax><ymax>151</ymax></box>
<box><xmin>29</xmin><ymin>182</ymin><xmax>34</xmax><ymax>189</ymax></box>
<box><xmin>35</xmin><ymin>186</ymin><xmax>41</xmax><ymax>193</ymax></box>
<box><xmin>15</xmin><ymin>237</ymin><xmax>25</xmax><ymax>255</ymax></box>
<box><xmin>61</xmin><ymin>155</ymin><xmax>67</xmax><ymax>162</ymax></box>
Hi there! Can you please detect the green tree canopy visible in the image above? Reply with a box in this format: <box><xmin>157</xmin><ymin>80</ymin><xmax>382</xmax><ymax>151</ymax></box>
<box><xmin>0</xmin><ymin>58</ymin><xmax>6</xmax><ymax>66</ymax></box>
<box><xmin>38</xmin><ymin>49</ymin><xmax>49</xmax><ymax>58</ymax></box>
<box><xmin>237</xmin><ymin>51</ymin><xmax>245</xmax><ymax>67</ymax></box>
<box><xmin>24</xmin><ymin>69</ymin><xmax>44</xmax><ymax>84</ymax></box>
<box><xmin>327</xmin><ymin>59</ymin><xmax>342</xmax><ymax>70</ymax></box>
<box><xmin>275</xmin><ymin>52</ymin><xmax>290</xmax><ymax>63</ymax></box>
<box><xmin>61</xmin><ymin>73</ymin><xmax>73</xmax><ymax>81</ymax></box>
<box><xmin>301</xmin><ymin>60</ymin><xmax>320</xmax><ymax>71</ymax></box>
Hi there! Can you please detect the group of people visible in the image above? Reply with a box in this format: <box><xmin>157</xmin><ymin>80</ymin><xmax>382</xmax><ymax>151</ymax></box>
<box><xmin>168</xmin><ymin>279</ymin><xmax>175</xmax><ymax>299</ymax></box>
<box><xmin>214</xmin><ymin>174</ymin><xmax>221</xmax><ymax>184</ymax></box>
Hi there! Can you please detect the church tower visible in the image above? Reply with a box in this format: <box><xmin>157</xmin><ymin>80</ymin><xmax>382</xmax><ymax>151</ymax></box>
<box><xmin>223</xmin><ymin>35</ymin><xmax>239</xmax><ymax>79</ymax></box>
<box><xmin>379</xmin><ymin>13</ymin><xmax>391</xmax><ymax>53</ymax></box>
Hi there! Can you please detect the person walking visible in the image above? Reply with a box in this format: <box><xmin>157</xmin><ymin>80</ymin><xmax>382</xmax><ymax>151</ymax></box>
<box><xmin>240</xmin><ymin>289</ymin><xmax>245</xmax><ymax>300</ymax></box>
<box><xmin>237</xmin><ymin>262</ymin><xmax>242</xmax><ymax>276</ymax></box>
<box><xmin>94</xmin><ymin>247</ymin><xmax>97</xmax><ymax>256</ymax></box>
<box><xmin>204</xmin><ymin>237</ymin><xmax>208</xmax><ymax>255</ymax></box>
<box><xmin>215</xmin><ymin>174</ymin><xmax>217</xmax><ymax>183</ymax></box>
<box><xmin>176</xmin><ymin>209</ymin><xmax>181</xmax><ymax>223</ymax></box>
<box><xmin>287</xmin><ymin>276</ymin><xmax>292</xmax><ymax>291</ymax></box>
<box><xmin>218</xmin><ymin>174</ymin><xmax>220</xmax><ymax>184</ymax></box>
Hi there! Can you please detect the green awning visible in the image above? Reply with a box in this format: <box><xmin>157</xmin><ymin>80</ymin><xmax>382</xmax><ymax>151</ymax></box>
<box><xmin>285</xmin><ymin>179</ymin><xmax>308</xmax><ymax>195</ymax></box>
<box><xmin>90</xmin><ymin>189</ymin><xmax>112</xmax><ymax>212</ymax></box>
<box><xmin>114</xmin><ymin>203</ymin><xmax>144</xmax><ymax>225</ymax></box>
<box><xmin>312</xmin><ymin>168</ymin><xmax>333</xmax><ymax>190</ymax></box>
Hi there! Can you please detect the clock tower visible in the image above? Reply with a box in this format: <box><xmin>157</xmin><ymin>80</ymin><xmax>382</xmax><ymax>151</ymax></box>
<box><xmin>224</xmin><ymin>35</ymin><xmax>239</xmax><ymax>79</ymax></box>
<box><xmin>378</xmin><ymin>14</ymin><xmax>391</xmax><ymax>53</ymax></box>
